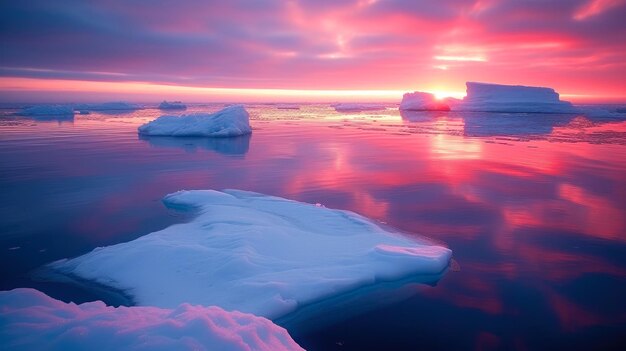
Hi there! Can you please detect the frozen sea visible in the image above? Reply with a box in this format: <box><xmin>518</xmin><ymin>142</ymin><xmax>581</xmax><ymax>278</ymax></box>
<box><xmin>1</xmin><ymin>102</ymin><xmax>625</xmax><ymax>350</ymax></box>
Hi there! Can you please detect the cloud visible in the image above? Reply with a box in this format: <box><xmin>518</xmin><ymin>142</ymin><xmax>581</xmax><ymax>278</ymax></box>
<box><xmin>0</xmin><ymin>0</ymin><xmax>625</xmax><ymax>96</ymax></box>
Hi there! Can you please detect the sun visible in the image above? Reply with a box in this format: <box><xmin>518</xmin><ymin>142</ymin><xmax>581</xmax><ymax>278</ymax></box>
<box><xmin>431</xmin><ymin>90</ymin><xmax>466</xmax><ymax>100</ymax></box>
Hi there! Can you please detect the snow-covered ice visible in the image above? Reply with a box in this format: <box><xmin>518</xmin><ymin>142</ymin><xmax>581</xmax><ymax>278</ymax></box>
<box><xmin>18</xmin><ymin>105</ymin><xmax>75</xmax><ymax>116</ymax></box>
<box><xmin>0</xmin><ymin>288</ymin><xmax>304</xmax><ymax>351</ymax></box>
<box><xmin>138</xmin><ymin>105</ymin><xmax>252</xmax><ymax>137</ymax></box>
<box><xmin>47</xmin><ymin>189</ymin><xmax>452</xmax><ymax>319</ymax></box>
<box><xmin>458</xmin><ymin>82</ymin><xmax>576</xmax><ymax>113</ymax></box>
<box><xmin>400</xmin><ymin>92</ymin><xmax>451</xmax><ymax>111</ymax></box>
<box><xmin>333</xmin><ymin>103</ymin><xmax>387</xmax><ymax>112</ymax></box>
<box><xmin>159</xmin><ymin>100</ymin><xmax>187</xmax><ymax>110</ymax></box>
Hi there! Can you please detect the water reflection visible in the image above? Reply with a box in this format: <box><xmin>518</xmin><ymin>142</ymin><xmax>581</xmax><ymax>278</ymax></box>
<box><xmin>0</xmin><ymin>105</ymin><xmax>625</xmax><ymax>350</ymax></box>
<box><xmin>138</xmin><ymin>134</ymin><xmax>251</xmax><ymax>156</ymax></box>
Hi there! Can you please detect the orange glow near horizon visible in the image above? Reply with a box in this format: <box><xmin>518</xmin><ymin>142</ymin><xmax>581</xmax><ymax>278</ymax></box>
<box><xmin>1</xmin><ymin>77</ymin><xmax>623</xmax><ymax>103</ymax></box>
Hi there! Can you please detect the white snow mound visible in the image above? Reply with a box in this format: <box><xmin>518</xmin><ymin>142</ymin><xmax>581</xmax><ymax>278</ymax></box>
<box><xmin>159</xmin><ymin>101</ymin><xmax>187</xmax><ymax>110</ymax></box>
<box><xmin>0</xmin><ymin>288</ymin><xmax>304</xmax><ymax>351</ymax></box>
<box><xmin>138</xmin><ymin>105</ymin><xmax>252</xmax><ymax>137</ymax></box>
<box><xmin>458</xmin><ymin>82</ymin><xmax>576</xmax><ymax>113</ymax></box>
<box><xmin>400</xmin><ymin>92</ymin><xmax>451</xmax><ymax>111</ymax></box>
<box><xmin>18</xmin><ymin>105</ymin><xmax>74</xmax><ymax>116</ymax></box>
<box><xmin>48</xmin><ymin>189</ymin><xmax>452</xmax><ymax>319</ymax></box>
<box><xmin>333</xmin><ymin>103</ymin><xmax>387</xmax><ymax>112</ymax></box>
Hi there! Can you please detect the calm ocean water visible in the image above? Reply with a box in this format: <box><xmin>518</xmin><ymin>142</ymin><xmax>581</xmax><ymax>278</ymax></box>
<box><xmin>1</xmin><ymin>103</ymin><xmax>625</xmax><ymax>350</ymax></box>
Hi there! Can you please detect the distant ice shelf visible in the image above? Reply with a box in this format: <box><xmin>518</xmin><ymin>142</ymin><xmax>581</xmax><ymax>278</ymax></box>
<box><xmin>47</xmin><ymin>189</ymin><xmax>452</xmax><ymax>319</ymax></box>
<box><xmin>333</xmin><ymin>103</ymin><xmax>387</xmax><ymax>112</ymax></box>
<box><xmin>158</xmin><ymin>100</ymin><xmax>187</xmax><ymax>110</ymax></box>
<box><xmin>0</xmin><ymin>288</ymin><xmax>304</xmax><ymax>351</ymax></box>
<box><xmin>400</xmin><ymin>82</ymin><xmax>577</xmax><ymax>114</ymax></box>
<box><xmin>138</xmin><ymin>105</ymin><xmax>252</xmax><ymax>137</ymax></box>
<box><xmin>18</xmin><ymin>105</ymin><xmax>75</xmax><ymax>116</ymax></box>
<box><xmin>458</xmin><ymin>82</ymin><xmax>576</xmax><ymax>113</ymax></box>
<box><xmin>75</xmin><ymin>102</ymin><xmax>141</xmax><ymax>111</ymax></box>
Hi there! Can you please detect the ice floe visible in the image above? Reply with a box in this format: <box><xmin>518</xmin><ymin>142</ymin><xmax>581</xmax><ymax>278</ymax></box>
<box><xmin>0</xmin><ymin>288</ymin><xmax>303</xmax><ymax>351</ymax></box>
<box><xmin>333</xmin><ymin>103</ymin><xmax>387</xmax><ymax>112</ymax></box>
<box><xmin>158</xmin><ymin>100</ymin><xmax>187</xmax><ymax>110</ymax></box>
<box><xmin>18</xmin><ymin>105</ymin><xmax>75</xmax><ymax>116</ymax></box>
<box><xmin>47</xmin><ymin>189</ymin><xmax>452</xmax><ymax>319</ymax></box>
<box><xmin>138</xmin><ymin>105</ymin><xmax>252</xmax><ymax>137</ymax></box>
<box><xmin>457</xmin><ymin>82</ymin><xmax>576</xmax><ymax>113</ymax></box>
<box><xmin>400</xmin><ymin>92</ymin><xmax>451</xmax><ymax>111</ymax></box>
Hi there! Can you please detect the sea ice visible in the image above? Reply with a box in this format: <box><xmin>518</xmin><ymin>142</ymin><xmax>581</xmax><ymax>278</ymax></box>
<box><xmin>75</xmin><ymin>102</ymin><xmax>141</xmax><ymax>111</ymax></box>
<box><xmin>159</xmin><ymin>100</ymin><xmax>187</xmax><ymax>110</ymax></box>
<box><xmin>458</xmin><ymin>82</ymin><xmax>576</xmax><ymax>113</ymax></box>
<box><xmin>138</xmin><ymin>105</ymin><xmax>252</xmax><ymax>137</ymax></box>
<box><xmin>333</xmin><ymin>103</ymin><xmax>387</xmax><ymax>112</ymax></box>
<box><xmin>400</xmin><ymin>92</ymin><xmax>451</xmax><ymax>111</ymax></box>
<box><xmin>0</xmin><ymin>288</ymin><xmax>304</xmax><ymax>351</ymax></box>
<box><xmin>47</xmin><ymin>189</ymin><xmax>452</xmax><ymax>319</ymax></box>
<box><xmin>275</xmin><ymin>104</ymin><xmax>300</xmax><ymax>110</ymax></box>
<box><xmin>18</xmin><ymin>105</ymin><xmax>75</xmax><ymax>116</ymax></box>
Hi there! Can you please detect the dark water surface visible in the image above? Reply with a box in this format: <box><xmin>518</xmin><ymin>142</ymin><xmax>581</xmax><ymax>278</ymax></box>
<box><xmin>1</xmin><ymin>104</ymin><xmax>625</xmax><ymax>350</ymax></box>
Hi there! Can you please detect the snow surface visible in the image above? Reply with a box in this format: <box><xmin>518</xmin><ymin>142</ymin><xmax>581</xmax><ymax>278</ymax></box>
<box><xmin>159</xmin><ymin>101</ymin><xmax>187</xmax><ymax>110</ymax></box>
<box><xmin>0</xmin><ymin>288</ymin><xmax>304</xmax><ymax>351</ymax></box>
<box><xmin>333</xmin><ymin>103</ymin><xmax>387</xmax><ymax>112</ymax></box>
<box><xmin>138</xmin><ymin>105</ymin><xmax>252</xmax><ymax>137</ymax></box>
<box><xmin>48</xmin><ymin>189</ymin><xmax>452</xmax><ymax>319</ymax></box>
<box><xmin>400</xmin><ymin>92</ymin><xmax>451</xmax><ymax>111</ymax></box>
<box><xmin>458</xmin><ymin>82</ymin><xmax>576</xmax><ymax>113</ymax></box>
<box><xmin>18</xmin><ymin>105</ymin><xmax>74</xmax><ymax>116</ymax></box>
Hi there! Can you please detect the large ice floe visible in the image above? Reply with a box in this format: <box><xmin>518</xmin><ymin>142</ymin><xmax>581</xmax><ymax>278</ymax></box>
<box><xmin>138</xmin><ymin>105</ymin><xmax>252</xmax><ymax>137</ymax></box>
<box><xmin>400</xmin><ymin>92</ymin><xmax>451</xmax><ymax>111</ymax></box>
<box><xmin>400</xmin><ymin>82</ymin><xmax>576</xmax><ymax>114</ymax></box>
<box><xmin>333</xmin><ymin>103</ymin><xmax>387</xmax><ymax>112</ymax></box>
<box><xmin>457</xmin><ymin>82</ymin><xmax>576</xmax><ymax>113</ymax></box>
<box><xmin>0</xmin><ymin>288</ymin><xmax>303</xmax><ymax>351</ymax></box>
<box><xmin>18</xmin><ymin>105</ymin><xmax>75</xmax><ymax>117</ymax></box>
<box><xmin>158</xmin><ymin>100</ymin><xmax>187</xmax><ymax>110</ymax></box>
<box><xmin>46</xmin><ymin>189</ymin><xmax>452</xmax><ymax>319</ymax></box>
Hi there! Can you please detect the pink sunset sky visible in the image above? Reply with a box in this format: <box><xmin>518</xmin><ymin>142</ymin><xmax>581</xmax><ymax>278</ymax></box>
<box><xmin>0</xmin><ymin>0</ymin><xmax>625</xmax><ymax>102</ymax></box>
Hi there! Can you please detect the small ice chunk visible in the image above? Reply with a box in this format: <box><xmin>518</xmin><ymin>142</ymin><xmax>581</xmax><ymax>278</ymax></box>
<box><xmin>47</xmin><ymin>189</ymin><xmax>452</xmax><ymax>319</ymax></box>
<box><xmin>457</xmin><ymin>82</ymin><xmax>576</xmax><ymax>113</ymax></box>
<box><xmin>333</xmin><ymin>103</ymin><xmax>387</xmax><ymax>112</ymax></box>
<box><xmin>158</xmin><ymin>100</ymin><xmax>187</xmax><ymax>110</ymax></box>
<box><xmin>18</xmin><ymin>105</ymin><xmax>74</xmax><ymax>116</ymax></box>
<box><xmin>400</xmin><ymin>92</ymin><xmax>451</xmax><ymax>111</ymax></box>
<box><xmin>0</xmin><ymin>288</ymin><xmax>304</xmax><ymax>351</ymax></box>
<box><xmin>138</xmin><ymin>105</ymin><xmax>252</xmax><ymax>137</ymax></box>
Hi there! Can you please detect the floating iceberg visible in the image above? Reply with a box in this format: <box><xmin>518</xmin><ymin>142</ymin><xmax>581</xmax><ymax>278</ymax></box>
<box><xmin>457</xmin><ymin>82</ymin><xmax>576</xmax><ymax>113</ymax></box>
<box><xmin>400</xmin><ymin>92</ymin><xmax>451</xmax><ymax>111</ymax></box>
<box><xmin>18</xmin><ymin>105</ymin><xmax>75</xmax><ymax>116</ymax></box>
<box><xmin>47</xmin><ymin>189</ymin><xmax>452</xmax><ymax>319</ymax></box>
<box><xmin>333</xmin><ymin>103</ymin><xmax>387</xmax><ymax>112</ymax></box>
<box><xmin>75</xmin><ymin>102</ymin><xmax>141</xmax><ymax>111</ymax></box>
<box><xmin>0</xmin><ymin>288</ymin><xmax>304</xmax><ymax>351</ymax></box>
<box><xmin>159</xmin><ymin>100</ymin><xmax>187</xmax><ymax>110</ymax></box>
<box><xmin>138</xmin><ymin>105</ymin><xmax>252</xmax><ymax>137</ymax></box>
